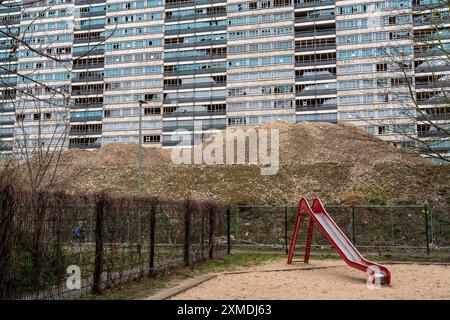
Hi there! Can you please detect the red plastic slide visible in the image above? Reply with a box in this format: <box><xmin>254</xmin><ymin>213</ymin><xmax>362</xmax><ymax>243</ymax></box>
<box><xmin>287</xmin><ymin>198</ymin><xmax>391</xmax><ymax>285</ymax></box>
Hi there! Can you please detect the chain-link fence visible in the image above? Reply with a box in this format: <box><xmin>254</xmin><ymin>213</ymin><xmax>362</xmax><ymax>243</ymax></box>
<box><xmin>2</xmin><ymin>179</ymin><xmax>448</xmax><ymax>300</ymax></box>
<box><xmin>0</xmin><ymin>184</ymin><xmax>230</xmax><ymax>300</ymax></box>
<box><xmin>231</xmin><ymin>205</ymin><xmax>450</xmax><ymax>256</ymax></box>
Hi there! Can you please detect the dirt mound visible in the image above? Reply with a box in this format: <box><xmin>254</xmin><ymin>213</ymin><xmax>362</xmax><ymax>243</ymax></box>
<box><xmin>61</xmin><ymin>143</ymin><xmax>171</xmax><ymax>168</ymax></box>
<box><xmin>59</xmin><ymin>122</ymin><xmax>448</xmax><ymax>205</ymax></box>
<box><xmin>200</xmin><ymin>121</ymin><xmax>425</xmax><ymax>166</ymax></box>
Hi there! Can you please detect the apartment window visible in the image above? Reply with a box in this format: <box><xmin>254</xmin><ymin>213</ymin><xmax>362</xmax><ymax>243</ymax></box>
<box><xmin>376</xmin><ymin>63</ymin><xmax>387</xmax><ymax>72</ymax></box>
<box><xmin>144</xmin><ymin>107</ymin><xmax>161</xmax><ymax>115</ymax></box>
<box><xmin>144</xmin><ymin>135</ymin><xmax>160</xmax><ymax>143</ymax></box>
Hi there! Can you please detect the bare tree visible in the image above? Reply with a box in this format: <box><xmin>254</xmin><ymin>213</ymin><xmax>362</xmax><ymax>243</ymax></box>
<box><xmin>0</xmin><ymin>0</ymin><xmax>115</xmax><ymax>192</ymax></box>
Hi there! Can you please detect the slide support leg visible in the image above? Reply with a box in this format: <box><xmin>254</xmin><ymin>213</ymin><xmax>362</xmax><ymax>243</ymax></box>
<box><xmin>304</xmin><ymin>218</ymin><xmax>314</xmax><ymax>263</ymax></box>
<box><xmin>287</xmin><ymin>210</ymin><xmax>303</xmax><ymax>264</ymax></box>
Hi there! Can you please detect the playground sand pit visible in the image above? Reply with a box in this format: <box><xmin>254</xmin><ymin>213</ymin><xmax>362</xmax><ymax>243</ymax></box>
<box><xmin>170</xmin><ymin>259</ymin><xmax>450</xmax><ymax>300</ymax></box>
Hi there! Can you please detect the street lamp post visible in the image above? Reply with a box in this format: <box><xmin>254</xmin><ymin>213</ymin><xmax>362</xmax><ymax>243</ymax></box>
<box><xmin>138</xmin><ymin>100</ymin><xmax>146</xmax><ymax>194</ymax></box>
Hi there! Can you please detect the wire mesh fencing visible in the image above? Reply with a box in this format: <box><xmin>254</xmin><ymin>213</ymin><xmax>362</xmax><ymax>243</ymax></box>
<box><xmin>0</xmin><ymin>184</ymin><xmax>230</xmax><ymax>300</ymax></box>
<box><xmin>230</xmin><ymin>204</ymin><xmax>450</xmax><ymax>257</ymax></box>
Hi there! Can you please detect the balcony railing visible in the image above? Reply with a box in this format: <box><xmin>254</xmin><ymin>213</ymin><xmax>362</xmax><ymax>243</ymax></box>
<box><xmin>165</xmin><ymin>12</ymin><xmax>226</xmax><ymax>23</ymax></box>
<box><xmin>164</xmin><ymin>54</ymin><xmax>226</xmax><ymax>63</ymax></box>
<box><xmin>296</xmin><ymin>73</ymin><xmax>336</xmax><ymax>82</ymax></box>
<box><xmin>164</xmin><ymin>82</ymin><xmax>226</xmax><ymax>91</ymax></box>
<box><xmin>165</xmin><ymin>25</ymin><xmax>226</xmax><ymax>36</ymax></box>
<box><xmin>72</xmin><ymin>49</ymin><xmax>105</xmax><ymax>57</ymax></box>
<box><xmin>296</xmin><ymin>88</ymin><xmax>337</xmax><ymax>96</ymax></box>
<box><xmin>165</xmin><ymin>0</ymin><xmax>225</xmax><ymax>9</ymax></box>
<box><xmin>295</xmin><ymin>29</ymin><xmax>335</xmax><ymax>38</ymax></box>
<box><xmin>163</xmin><ymin>96</ymin><xmax>226</xmax><ymax>105</ymax></box>
<box><xmin>163</xmin><ymin>110</ymin><xmax>226</xmax><ymax>118</ymax></box>
<box><xmin>164</xmin><ymin>68</ymin><xmax>226</xmax><ymax>77</ymax></box>
<box><xmin>296</xmin><ymin>104</ymin><xmax>337</xmax><ymax>111</ymax></box>
<box><xmin>162</xmin><ymin>123</ymin><xmax>226</xmax><ymax>132</ymax></box>
<box><xmin>296</xmin><ymin>44</ymin><xmax>336</xmax><ymax>53</ymax></box>
<box><xmin>295</xmin><ymin>59</ymin><xmax>336</xmax><ymax>67</ymax></box>
<box><xmin>71</xmin><ymin>90</ymin><xmax>103</xmax><ymax>96</ymax></box>
<box><xmin>73</xmin><ymin>63</ymin><xmax>105</xmax><ymax>70</ymax></box>
<box><xmin>294</xmin><ymin>0</ymin><xmax>335</xmax><ymax>9</ymax></box>
<box><xmin>295</xmin><ymin>15</ymin><xmax>335</xmax><ymax>24</ymax></box>
<box><xmin>165</xmin><ymin>39</ymin><xmax>227</xmax><ymax>50</ymax></box>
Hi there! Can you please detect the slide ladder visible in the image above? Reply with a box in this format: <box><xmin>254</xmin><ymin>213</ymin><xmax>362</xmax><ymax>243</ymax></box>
<box><xmin>287</xmin><ymin>198</ymin><xmax>391</xmax><ymax>285</ymax></box>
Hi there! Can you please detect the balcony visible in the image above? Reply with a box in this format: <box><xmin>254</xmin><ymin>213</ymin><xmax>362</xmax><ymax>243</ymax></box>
<box><xmin>70</xmin><ymin>115</ymin><xmax>103</xmax><ymax>122</ymax></box>
<box><xmin>164</xmin><ymin>82</ymin><xmax>226</xmax><ymax>91</ymax></box>
<box><xmin>296</xmin><ymin>104</ymin><xmax>337</xmax><ymax>112</ymax></box>
<box><xmin>0</xmin><ymin>56</ymin><xmax>18</xmax><ymax>63</ymax></box>
<box><xmin>295</xmin><ymin>59</ymin><xmax>336</xmax><ymax>68</ymax></box>
<box><xmin>417</xmin><ymin>113</ymin><xmax>450</xmax><ymax>121</ymax></box>
<box><xmin>165</xmin><ymin>12</ymin><xmax>226</xmax><ymax>23</ymax></box>
<box><xmin>163</xmin><ymin>110</ymin><xmax>226</xmax><ymax>118</ymax></box>
<box><xmin>80</xmin><ymin>11</ymin><xmax>106</xmax><ymax>19</ymax></box>
<box><xmin>164</xmin><ymin>53</ymin><xmax>226</xmax><ymax>63</ymax></box>
<box><xmin>71</xmin><ymin>76</ymin><xmax>104</xmax><ymax>83</ymax></box>
<box><xmin>418</xmin><ymin>130</ymin><xmax>450</xmax><ymax>138</ymax></box>
<box><xmin>73</xmin><ymin>36</ymin><xmax>106</xmax><ymax>45</ymax></box>
<box><xmin>164</xmin><ymin>67</ymin><xmax>226</xmax><ymax>77</ymax></box>
<box><xmin>69</xmin><ymin>130</ymin><xmax>102</xmax><ymax>136</ymax></box>
<box><xmin>75</xmin><ymin>0</ymin><xmax>105</xmax><ymax>5</ymax></box>
<box><xmin>415</xmin><ymin>48</ymin><xmax>449</xmax><ymax>58</ymax></box>
<box><xmin>0</xmin><ymin>132</ymin><xmax>14</xmax><ymax>138</ymax></box>
<box><xmin>71</xmin><ymin>89</ymin><xmax>103</xmax><ymax>96</ymax></box>
<box><xmin>296</xmin><ymin>73</ymin><xmax>336</xmax><ymax>82</ymax></box>
<box><xmin>296</xmin><ymin>88</ymin><xmax>337</xmax><ymax>97</ymax></box>
<box><xmin>162</xmin><ymin>123</ymin><xmax>226</xmax><ymax>132</ymax></box>
<box><xmin>295</xmin><ymin>29</ymin><xmax>335</xmax><ymax>38</ymax></box>
<box><xmin>165</xmin><ymin>25</ymin><xmax>227</xmax><ymax>36</ymax></box>
<box><xmin>294</xmin><ymin>0</ymin><xmax>335</xmax><ymax>9</ymax></box>
<box><xmin>296</xmin><ymin>44</ymin><xmax>336</xmax><ymax>53</ymax></box>
<box><xmin>71</xmin><ymin>103</ymin><xmax>103</xmax><ymax>110</ymax></box>
<box><xmin>415</xmin><ymin>64</ymin><xmax>450</xmax><ymax>73</ymax></box>
<box><xmin>163</xmin><ymin>96</ymin><xmax>226</xmax><ymax>105</ymax></box>
<box><xmin>415</xmin><ymin>80</ymin><xmax>450</xmax><ymax>89</ymax></box>
<box><xmin>0</xmin><ymin>44</ymin><xmax>16</xmax><ymax>50</ymax></box>
<box><xmin>165</xmin><ymin>39</ymin><xmax>227</xmax><ymax>50</ymax></box>
<box><xmin>165</xmin><ymin>0</ymin><xmax>225</xmax><ymax>9</ymax></box>
<box><xmin>76</xmin><ymin>24</ymin><xmax>105</xmax><ymax>32</ymax></box>
<box><xmin>73</xmin><ymin>62</ymin><xmax>104</xmax><ymax>70</ymax></box>
<box><xmin>72</xmin><ymin>49</ymin><xmax>105</xmax><ymax>57</ymax></box>
<box><xmin>295</xmin><ymin>15</ymin><xmax>335</xmax><ymax>24</ymax></box>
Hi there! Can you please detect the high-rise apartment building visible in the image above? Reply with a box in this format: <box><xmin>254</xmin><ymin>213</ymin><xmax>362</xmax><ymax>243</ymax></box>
<box><xmin>0</xmin><ymin>0</ymin><xmax>449</xmax><ymax>162</ymax></box>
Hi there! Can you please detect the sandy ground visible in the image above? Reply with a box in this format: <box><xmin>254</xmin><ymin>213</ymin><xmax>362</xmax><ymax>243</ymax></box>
<box><xmin>170</xmin><ymin>259</ymin><xmax>450</xmax><ymax>300</ymax></box>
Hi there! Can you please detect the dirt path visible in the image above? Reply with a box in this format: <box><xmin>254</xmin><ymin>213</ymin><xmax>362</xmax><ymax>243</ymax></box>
<box><xmin>169</xmin><ymin>259</ymin><xmax>450</xmax><ymax>300</ymax></box>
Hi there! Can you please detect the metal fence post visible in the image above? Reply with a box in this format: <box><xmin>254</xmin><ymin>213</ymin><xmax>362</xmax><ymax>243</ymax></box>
<box><xmin>149</xmin><ymin>205</ymin><xmax>156</xmax><ymax>275</ymax></box>
<box><xmin>430</xmin><ymin>206</ymin><xmax>436</xmax><ymax>247</ymax></box>
<box><xmin>226</xmin><ymin>207</ymin><xmax>231</xmax><ymax>255</ymax></box>
<box><xmin>423</xmin><ymin>205</ymin><xmax>430</xmax><ymax>255</ymax></box>
<box><xmin>201</xmin><ymin>211</ymin><xmax>205</xmax><ymax>260</ymax></box>
<box><xmin>93</xmin><ymin>195</ymin><xmax>106</xmax><ymax>294</ymax></box>
<box><xmin>183</xmin><ymin>202</ymin><xmax>192</xmax><ymax>267</ymax></box>
<box><xmin>208</xmin><ymin>207</ymin><xmax>215</xmax><ymax>259</ymax></box>
<box><xmin>351</xmin><ymin>206</ymin><xmax>356</xmax><ymax>245</ymax></box>
<box><xmin>235</xmin><ymin>207</ymin><xmax>239</xmax><ymax>244</ymax></box>
<box><xmin>284</xmin><ymin>206</ymin><xmax>288</xmax><ymax>254</ymax></box>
